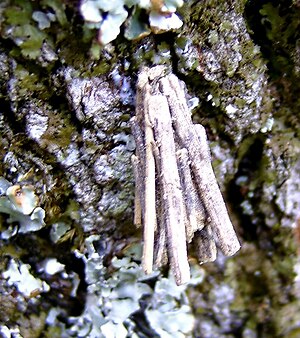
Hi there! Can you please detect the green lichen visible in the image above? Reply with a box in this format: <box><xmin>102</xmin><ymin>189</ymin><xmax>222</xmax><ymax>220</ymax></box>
<box><xmin>174</xmin><ymin>0</ymin><xmax>269</xmax><ymax>147</ymax></box>
<box><xmin>1</xmin><ymin>1</ymin><xmax>300</xmax><ymax>337</ymax></box>
<box><xmin>2</xmin><ymin>0</ymin><xmax>66</xmax><ymax>61</ymax></box>
<box><xmin>14</xmin><ymin>65</ymin><xmax>48</xmax><ymax>98</ymax></box>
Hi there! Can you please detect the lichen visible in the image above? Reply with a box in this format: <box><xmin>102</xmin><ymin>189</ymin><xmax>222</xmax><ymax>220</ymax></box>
<box><xmin>0</xmin><ymin>176</ymin><xmax>46</xmax><ymax>239</ymax></box>
<box><xmin>1</xmin><ymin>0</ymin><xmax>300</xmax><ymax>336</ymax></box>
<box><xmin>58</xmin><ymin>238</ymin><xmax>202</xmax><ymax>337</ymax></box>
<box><xmin>2</xmin><ymin>0</ymin><xmax>66</xmax><ymax>61</ymax></box>
<box><xmin>80</xmin><ymin>0</ymin><xmax>184</xmax><ymax>44</ymax></box>
<box><xmin>2</xmin><ymin>258</ymin><xmax>50</xmax><ymax>297</ymax></box>
<box><xmin>175</xmin><ymin>2</ymin><xmax>269</xmax><ymax>146</ymax></box>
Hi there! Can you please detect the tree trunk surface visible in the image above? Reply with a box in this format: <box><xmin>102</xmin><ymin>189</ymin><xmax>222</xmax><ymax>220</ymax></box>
<box><xmin>1</xmin><ymin>0</ymin><xmax>300</xmax><ymax>337</ymax></box>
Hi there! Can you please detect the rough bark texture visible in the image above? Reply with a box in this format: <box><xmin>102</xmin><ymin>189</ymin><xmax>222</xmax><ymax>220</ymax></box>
<box><xmin>0</xmin><ymin>0</ymin><xmax>300</xmax><ymax>337</ymax></box>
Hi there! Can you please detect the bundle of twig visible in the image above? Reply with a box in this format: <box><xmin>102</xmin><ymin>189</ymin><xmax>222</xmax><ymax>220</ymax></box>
<box><xmin>131</xmin><ymin>66</ymin><xmax>240</xmax><ymax>285</ymax></box>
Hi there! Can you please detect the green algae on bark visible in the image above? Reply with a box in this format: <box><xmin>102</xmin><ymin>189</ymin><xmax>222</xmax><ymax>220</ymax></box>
<box><xmin>1</xmin><ymin>0</ymin><xmax>300</xmax><ymax>337</ymax></box>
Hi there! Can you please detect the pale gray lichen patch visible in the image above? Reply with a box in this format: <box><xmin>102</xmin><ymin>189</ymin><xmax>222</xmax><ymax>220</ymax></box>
<box><xmin>80</xmin><ymin>0</ymin><xmax>184</xmax><ymax>44</ymax></box>
<box><xmin>0</xmin><ymin>177</ymin><xmax>46</xmax><ymax>239</ymax></box>
<box><xmin>66</xmin><ymin>74</ymin><xmax>123</xmax><ymax>136</ymax></box>
<box><xmin>25</xmin><ymin>106</ymin><xmax>49</xmax><ymax>142</ymax></box>
<box><xmin>3</xmin><ymin>152</ymin><xmax>20</xmax><ymax>175</ymax></box>
<box><xmin>3</xmin><ymin>259</ymin><xmax>50</xmax><ymax>297</ymax></box>
<box><xmin>184</xmin><ymin>277</ymin><xmax>238</xmax><ymax>338</ymax></box>
<box><xmin>59</xmin><ymin>237</ymin><xmax>202</xmax><ymax>338</ymax></box>
<box><xmin>210</xmin><ymin>142</ymin><xmax>236</xmax><ymax>184</ymax></box>
<box><xmin>275</xmin><ymin>155</ymin><xmax>300</xmax><ymax>228</ymax></box>
<box><xmin>50</xmin><ymin>222</ymin><xmax>71</xmax><ymax>243</ymax></box>
<box><xmin>32</xmin><ymin>11</ymin><xmax>54</xmax><ymax>30</ymax></box>
<box><xmin>93</xmin><ymin>155</ymin><xmax>116</xmax><ymax>185</ymax></box>
<box><xmin>56</xmin><ymin>143</ymin><xmax>81</xmax><ymax>168</ymax></box>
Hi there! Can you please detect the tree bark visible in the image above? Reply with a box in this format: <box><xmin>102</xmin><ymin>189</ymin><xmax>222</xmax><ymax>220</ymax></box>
<box><xmin>1</xmin><ymin>0</ymin><xmax>300</xmax><ymax>337</ymax></box>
